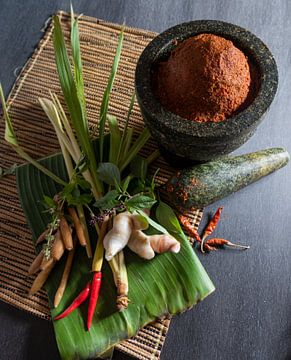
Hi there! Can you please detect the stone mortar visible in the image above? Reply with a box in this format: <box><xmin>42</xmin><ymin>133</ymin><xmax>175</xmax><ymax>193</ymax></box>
<box><xmin>135</xmin><ymin>20</ymin><xmax>278</xmax><ymax>164</ymax></box>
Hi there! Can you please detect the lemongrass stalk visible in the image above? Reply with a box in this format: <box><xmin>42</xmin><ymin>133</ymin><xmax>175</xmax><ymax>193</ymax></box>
<box><xmin>0</xmin><ymin>85</ymin><xmax>67</xmax><ymax>186</ymax></box>
<box><xmin>120</xmin><ymin>128</ymin><xmax>151</xmax><ymax>171</ymax></box>
<box><xmin>39</xmin><ymin>98</ymin><xmax>78</xmax><ymax>161</ymax></box>
<box><xmin>109</xmin><ymin>250</ymin><xmax>129</xmax><ymax>311</ymax></box>
<box><xmin>51</xmin><ymin>94</ymin><xmax>82</xmax><ymax>161</ymax></box>
<box><xmin>92</xmin><ymin>215</ymin><xmax>109</xmax><ymax>272</ymax></box>
<box><xmin>51</xmin><ymin>94</ymin><xmax>101</xmax><ymax>199</ymax></box>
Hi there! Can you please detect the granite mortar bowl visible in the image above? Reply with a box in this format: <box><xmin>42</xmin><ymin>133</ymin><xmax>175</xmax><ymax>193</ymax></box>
<box><xmin>135</xmin><ymin>20</ymin><xmax>278</xmax><ymax>163</ymax></box>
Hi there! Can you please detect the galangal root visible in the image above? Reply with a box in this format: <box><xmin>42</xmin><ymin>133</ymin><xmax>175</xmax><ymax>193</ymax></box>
<box><xmin>28</xmin><ymin>203</ymin><xmax>87</xmax><ymax>305</ymax></box>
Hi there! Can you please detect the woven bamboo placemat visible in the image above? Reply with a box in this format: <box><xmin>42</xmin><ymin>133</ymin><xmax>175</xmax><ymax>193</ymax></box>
<box><xmin>0</xmin><ymin>11</ymin><xmax>203</xmax><ymax>359</ymax></box>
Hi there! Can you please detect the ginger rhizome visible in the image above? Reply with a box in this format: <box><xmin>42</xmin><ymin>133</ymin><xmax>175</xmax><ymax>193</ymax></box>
<box><xmin>103</xmin><ymin>211</ymin><xmax>181</xmax><ymax>261</ymax></box>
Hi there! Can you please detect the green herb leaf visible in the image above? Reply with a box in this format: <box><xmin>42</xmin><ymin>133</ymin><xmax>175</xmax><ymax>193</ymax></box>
<box><xmin>94</xmin><ymin>190</ymin><xmax>119</xmax><ymax>210</ymax></box>
<box><xmin>99</xmin><ymin>29</ymin><xmax>124</xmax><ymax>162</ymax></box>
<box><xmin>136</xmin><ymin>210</ymin><xmax>168</xmax><ymax>234</ymax></box>
<box><xmin>125</xmin><ymin>195</ymin><xmax>156</xmax><ymax>212</ymax></box>
<box><xmin>97</xmin><ymin>162</ymin><xmax>121</xmax><ymax>186</ymax></box>
<box><xmin>74</xmin><ymin>175</ymin><xmax>91</xmax><ymax>191</ymax></box>
<box><xmin>156</xmin><ymin>201</ymin><xmax>184</xmax><ymax>237</ymax></box>
<box><xmin>60</xmin><ymin>172</ymin><xmax>93</xmax><ymax>206</ymax></box>
<box><xmin>43</xmin><ymin>195</ymin><xmax>56</xmax><ymax>209</ymax></box>
<box><xmin>130</xmin><ymin>155</ymin><xmax>148</xmax><ymax>181</ymax></box>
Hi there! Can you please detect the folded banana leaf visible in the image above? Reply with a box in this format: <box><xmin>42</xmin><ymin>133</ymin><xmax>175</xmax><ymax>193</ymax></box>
<box><xmin>16</xmin><ymin>147</ymin><xmax>215</xmax><ymax>360</ymax></box>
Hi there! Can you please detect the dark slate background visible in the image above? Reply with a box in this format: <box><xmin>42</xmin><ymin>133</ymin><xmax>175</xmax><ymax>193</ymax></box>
<box><xmin>0</xmin><ymin>1</ymin><xmax>290</xmax><ymax>359</ymax></box>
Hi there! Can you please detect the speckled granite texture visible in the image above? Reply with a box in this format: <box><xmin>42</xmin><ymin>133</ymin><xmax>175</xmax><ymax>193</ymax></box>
<box><xmin>166</xmin><ymin>148</ymin><xmax>289</xmax><ymax>209</ymax></box>
<box><xmin>135</xmin><ymin>20</ymin><xmax>278</xmax><ymax>162</ymax></box>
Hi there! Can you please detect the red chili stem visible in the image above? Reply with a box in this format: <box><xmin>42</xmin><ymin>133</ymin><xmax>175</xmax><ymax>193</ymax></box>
<box><xmin>206</xmin><ymin>238</ymin><xmax>250</xmax><ymax>250</ymax></box>
<box><xmin>201</xmin><ymin>207</ymin><xmax>223</xmax><ymax>253</ymax></box>
<box><xmin>54</xmin><ymin>282</ymin><xmax>91</xmax><ymax>320</ymax></box>
<box><xmin>87</xmin><ymin>271</ymin><xmax>102</xmax><ymax>331</ymax></box>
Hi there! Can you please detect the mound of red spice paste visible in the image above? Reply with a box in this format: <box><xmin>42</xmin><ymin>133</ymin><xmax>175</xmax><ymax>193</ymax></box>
<box><xmin>153</xmin><ymin>33</ymin><xmax>251</xmax><ymax>122</ymax></box>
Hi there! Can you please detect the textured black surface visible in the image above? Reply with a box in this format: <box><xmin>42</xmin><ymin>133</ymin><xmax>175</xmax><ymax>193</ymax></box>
<box><xmin>135</xmin><ymin>20</ymin><xmax>278</xmax><ymax>161</ymax></box>
<box><xmin>0</xmin><ymin>1</ymin><xmax>291</xmax><ymax>360</ymax></box>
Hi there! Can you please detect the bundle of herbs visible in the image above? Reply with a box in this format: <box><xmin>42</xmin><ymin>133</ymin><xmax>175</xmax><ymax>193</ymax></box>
<box><xmin>1</xmin><ymin>9</ymin><xmax>215</xmax><ymax>359</ymax></box>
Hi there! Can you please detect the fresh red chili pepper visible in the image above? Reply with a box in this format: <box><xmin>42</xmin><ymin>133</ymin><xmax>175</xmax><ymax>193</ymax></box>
<box><xmin>54</xmin><ymin>282</ymin><xmax>91</xmax><ymax>320</ymax></box>
<box><xmin>206</xmin><ymin>238</ymin><xmax>250</xmax><ymax>250</ymax></box>
<box><xmin>87</xmin><ymin>271</ymin><xmax>102</xmax><ymax>331</ymax></box>
<box><xmin>201</xmin><ymin>207</ymin><xmax>223</xmax><ymax>253</ymax></box>
<box><xmin>179</xmin><ymin>215</ymin><xmax>214</xmax><ymax>251</ymax></box>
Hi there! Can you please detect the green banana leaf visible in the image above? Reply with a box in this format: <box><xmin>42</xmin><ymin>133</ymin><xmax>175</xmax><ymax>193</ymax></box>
<box><xmin>16</xmin><ymin>144</ymin><xmax>215</xmax><ymax>360</ymax></box>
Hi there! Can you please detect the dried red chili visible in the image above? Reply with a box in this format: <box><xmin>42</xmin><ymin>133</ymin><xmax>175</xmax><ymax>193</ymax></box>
<box><xmin>206</xmin><ymin>238</ymin><xmax>249</xmax><ymax>250</ymax></box>
<box><xmin>54</xmin><ymin>282</ymin><xmax>91</xmax><ymax>320</ymax></box>
<box><xmin>201</xmin><ymin>207</ymin><xmax>223</xmax><ymax>253</ymax></box>
<box><xmin>178</xmin><ymin>215</ymin><xmax>214</xmax><ymax>251</ymax></box>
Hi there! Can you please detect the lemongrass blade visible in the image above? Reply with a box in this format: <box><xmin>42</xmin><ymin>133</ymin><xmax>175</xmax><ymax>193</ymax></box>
<box><xmin>108</xmin><ymin>114</ymin><xmax>121</xmax><ymax>165</ymax></box>
<box><xmin>120</xmin><ymin>128</ymin><xmax>151</xmax><ymax>171</ymax></box>
<box><xmin>99</xmin><ymin>29</ymin><xmax>124</xmax><ymax>162</ymax></box>
<box><xmin>53</xmin><ymin>15</ymin><xmax>102</xmax><ymax>195</ymax></box>
<box><xmin>120</xmin><ymin>127</ymin><xmax>133</xmax><ymax>165</ymax></box>
<box><xmin>0</xmin><ymin>84</ymin><xmax>18</xmax><ymax>146</ymax></box>
<box><xmin>53</xmin><ymin>15</ymin><xmax>87</xmax><ymax>137</ymax></box>
<box><xmin>53</xmin><ymin>17</ymin><xmax>90</xmax><ymax>158</ymax></box>
<box><xmin>117</xmin><ymin>92</ymin><xmax>135</xmax><ymax>165</ymax></box>
<box><xmin>70</xmin><ymin>5</ymin><xmax>87</xmax><ymax>129</ymax></box>
<box><xmin>19</xmin><ymin>147</ymin><xmax>67</xmax><ymax>185</ymax></box>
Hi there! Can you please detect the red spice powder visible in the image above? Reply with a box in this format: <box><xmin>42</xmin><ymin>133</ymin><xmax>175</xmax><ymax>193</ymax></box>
<box><xmin>153</xmin><ymin>33</ymin><xmax>251</xmax><ymax>122</ymax></box>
